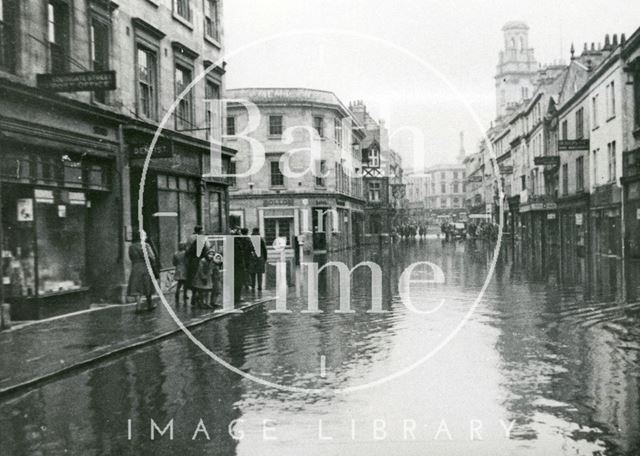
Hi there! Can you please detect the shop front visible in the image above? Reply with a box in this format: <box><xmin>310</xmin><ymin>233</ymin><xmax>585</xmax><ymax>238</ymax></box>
<box><xmin>1</xmin><ymin>142</ymin><xmax>113</xmax><ymax>319</ymax></box>
<box><xmin>557</xmin><ymin>194</ymin><xmax>590</xmax><ymax>287</ymax></box>
<box><xmin>125</xmin><ymin>124</ymin><xmax>232</xmax><ymax>291</ymax></box>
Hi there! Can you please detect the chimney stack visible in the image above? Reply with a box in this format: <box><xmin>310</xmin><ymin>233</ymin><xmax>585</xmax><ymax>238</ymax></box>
<box><xmin>622</xmin><ymin>33</ymin><xmax>627</xmax><ymax>45</ymax></box>
<box><xmin>604</xmin><ymin>34</ymin><xmax>611</xmax><ymax>49</ymax></box>
<box><xmin>613</xmin><ymin>34</ymin><xmax>618</xmax><ymax>47</ymax></box>
<box><xmin>591</xmin><ymin>42</ymin><xmax>596</xmax><ymax>52</ymax></box>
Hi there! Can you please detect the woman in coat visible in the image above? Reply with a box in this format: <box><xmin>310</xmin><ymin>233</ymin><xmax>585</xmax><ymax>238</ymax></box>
<box><xmin>127</xmin><ymin>230</ymin><xmax>158</xmax><ymax>312</ymax></box>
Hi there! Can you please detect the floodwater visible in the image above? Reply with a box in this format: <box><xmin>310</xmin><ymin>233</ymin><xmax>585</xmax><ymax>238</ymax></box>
<box><xmin>1</xmin><ymin>239</ymin><xmax>640</xmax><ymax>455</ymax></box>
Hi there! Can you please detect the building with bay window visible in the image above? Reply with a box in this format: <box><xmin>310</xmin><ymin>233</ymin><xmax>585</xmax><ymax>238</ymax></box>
<box><xmin>224</xmin><ymin>88</ymin><xmax>366</xmax><ymax>254</ymax></box>
<box><xmin>0</xmin><ymin>0</ymin><xmax>233</xmax><ymax>319</ymax></box>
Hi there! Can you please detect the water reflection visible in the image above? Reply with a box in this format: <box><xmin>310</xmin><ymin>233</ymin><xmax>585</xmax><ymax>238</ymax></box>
<box><xmin>1</xmin><ymin>240</ymin><xmax>640</xmax><ymax>455</ymax></box>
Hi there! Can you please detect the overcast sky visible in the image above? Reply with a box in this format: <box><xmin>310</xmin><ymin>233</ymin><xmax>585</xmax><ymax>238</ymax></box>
<box><xmin>223</xmin><ymin>0</ymin><xmax>640</xmax><ymax>169</ymax></box>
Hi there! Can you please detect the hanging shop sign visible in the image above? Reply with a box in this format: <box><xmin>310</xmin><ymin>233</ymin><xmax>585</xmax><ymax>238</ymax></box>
<box><xmin>36</xmin><ymin>71</ymin><xmax>116</xmax><ymax>92</ymax></box>
<box><xmin>17</xmin><ymin>199</ymin><xmax>34</xmax><ymax>222</ymax></box>
<box><xmin>558</xmin><ymin>139</ymin><xmax>590</xmax><ymax>151</ymax></box>
<box><xmin>534</xmin><ymin>156</ymin><xmax>560</xmax><ymax>167</ymax></box>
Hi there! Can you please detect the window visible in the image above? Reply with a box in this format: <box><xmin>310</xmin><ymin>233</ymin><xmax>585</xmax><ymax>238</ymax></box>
<box><xmin>576</xmin><ymin>156</ymin><xmax>584</xmax><ymax>191</ymax></box>
<box><xmin>453</xmin><ymin>197</ymin><xmax>459</xmax><ymax>208</ymax></box>
<box><xmin>592</xmin><ymin>95</ymin><xmax>599</xmax><ymax>128</ymax></box>
<box><xmin>227</xmin><ymin>161</ymin><xmax>236</xmax><ymax>187</ymax></box>
<box><xmin>453</xmin><ymin>182</ymin><xmax>459</xmax><ymax>193</ymax></box>
<box><xmin>440</xmin><ymin>172</ymin><xmax>445</xmax><ymax>179</ymax></box>
<box><xmin>440</xmin><ymin>183</ymin><xmax>446</xmax><ymax>194</ymax></box>
<box><xmin>440</xmin><ymin>198</ymin><xmax>447</xmax><ymax>209</ymax></box>
<box><xmin>368</xmin><ymin>148</ymin><xmax>380</xmax><ymax>167</ymax></box>
<box><xmin>635</xmin><ymin>66</ymin><xmax>640</xmax><ymax>127</ymax></box>
<box><xmin>592</xmin><ymin>149</ymin><xmax>598</xmax><ymax>185</ymax></box>
<box><xmin>204</xmin><ymin>79</ymin><xmax>219</xmax><ymax>136</ymax></box>
<box><xmin>204</xmin><ymin>0</ymin><xmax>218</xmax><ymax>41</ymax></box>
<box><xmin>315</xmin><ymin>160</ymin><xmax>326</xmax><ymax>187</ymax></box>
<box><xmin>521</xmin><ymin>175</ymin><xmax>526</xmax><ymax>191</ymax></box>
<box><xmin>90</xmin><ymin>17</ymin><xmax>110</xmax><ymax>103</ymax></box>
<box><xmin>562</xmin><ymin>163</ymin><xmax>568</xmax><ymax>196</ymax></box>
<box><xmin>561</xmin><ymin>120</ymin><xmax>568</xmax><ymax>140</ymax></box>
<box><xmin>175</xmin><ymin>63</ymin><xmax>194</xmax><ymax>130</ymax></box>
<box><xmin>334</xmin><ymin>118</ymin><xmax>343</xmax><ymax>147</ymax></box>
<box><xmin>0</xmin><ymin>0</ymin><xmax>17</xmax><ymax>72</ymax></box>
<box><xmin>313</xmin><ymin>116</ymin><xmax>324</xmax><ymax>138</ymax></box>
<box><xmin>575</xmin><ymin>107</ymin><xmax>584</xmax><ymax>139</ymax></box>
<box><xmin>226</xmin><ymin>116</ymin><xmax>236</xmax><ymax>136</ymax></box>
<box><xmin>48</xmin><ymin>2</ymin><xmax>69</xmax><ymax>74</ymax></box>
<box><xmin>608</xmin><ymin>141</ymin><xmax>616</xmax><ymax>182</ymax></box>
<box><xmin>606</xmin><ymin>81</ymin><xmax>616</xmax><ymax>119</ymax></box>
<box><xmin>175</xmin><ymin>0</ymin><xmax>192</xmax><ymax>22</ymax></box>
<box><xmin>136</xmin><ymin>46</ymin><xmax>157</xmax><ymax>119</ymax></box>
<box><xmin>368</xmin><ymin>182</ymin><xmax>381</xmax><ymax>202</ymax></box>
<box><xmin>270</xmin><ymin>160</ymin><xmax>284</xmax><ymax>186</ymax></box>
<box><xmin>269</xmin><ymin>116</ymin><xmax>283</xmax><ymax>136</ymax></box>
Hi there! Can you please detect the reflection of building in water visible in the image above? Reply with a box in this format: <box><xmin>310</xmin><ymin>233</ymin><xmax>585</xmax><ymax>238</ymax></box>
<box><xmin>225</xmin><ymin>88</ymin><xmax>366</xmax><ymax>255</ymax></box>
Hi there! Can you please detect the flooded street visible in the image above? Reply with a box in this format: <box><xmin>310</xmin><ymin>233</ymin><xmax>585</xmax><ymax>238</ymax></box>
<box><xmin>1</xmin><ymin>239</ymin><xmax>640</xmax><ymax>455</ymax></box>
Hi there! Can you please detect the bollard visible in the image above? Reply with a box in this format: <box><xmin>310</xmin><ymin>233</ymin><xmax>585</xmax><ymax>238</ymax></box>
<box><xmin>1</xmin><ymin>303</ymin><xmax>11</xmax><ymax>330</ymax></box>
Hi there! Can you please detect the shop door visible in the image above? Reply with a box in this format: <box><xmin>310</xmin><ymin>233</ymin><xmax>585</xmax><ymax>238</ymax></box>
<box><xmin>312</xmin><ymin>207</ymin><xmax>328</xmax><ymax>251</ymax></box>
<box><xmin>264</xmin><ymin>217</ymin><xmax>292</xmax><ymax>247</ymax></box>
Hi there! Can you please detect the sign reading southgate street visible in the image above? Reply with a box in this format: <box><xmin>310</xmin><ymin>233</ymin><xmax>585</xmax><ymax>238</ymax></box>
<box><xmin>36</xmin><ymin>71</ymin><xmax>117</xmax><ymax>92</ymax></box>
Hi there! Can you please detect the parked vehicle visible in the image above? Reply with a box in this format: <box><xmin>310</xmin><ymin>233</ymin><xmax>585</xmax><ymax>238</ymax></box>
<box><xmin>452</xmin><ymin>222</ymin><xmax>467</xmax><ymax>239</ymax></box>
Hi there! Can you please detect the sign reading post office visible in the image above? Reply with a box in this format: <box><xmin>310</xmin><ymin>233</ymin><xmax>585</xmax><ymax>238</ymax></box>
<box><xmin>36</xmin><ymin>71</ymin><xmax>117</xmax><ymax>92</ymax></box>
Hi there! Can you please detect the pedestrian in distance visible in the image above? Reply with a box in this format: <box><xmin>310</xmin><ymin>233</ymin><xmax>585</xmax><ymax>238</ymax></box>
<box><xmin>127</xmin><ymin>230</ymin><xmax>158</xmax><ymax>313</ymax></box>
<box><xmin>185</xmin><ymin>225</ymin><xmax>206</xmax><ymax>295</ymax></box>
<box><xmin>192</xmin><ymin>249</ymin><xmax>216</xmax><ymax>309</ymax></box>
<box><xmin>250</xmin><ymin>227</ymin><xmax>268</xmax><ymax>291</ymax></box>
<box><xmin>172</xmin><ymin>242</ymin><xmax>188</xmax><ymax>306</ymax></box>
<box><xmin>209</xmin><ymin>252</ymin><xmax>223</xmax><ymax>307</ymax></box>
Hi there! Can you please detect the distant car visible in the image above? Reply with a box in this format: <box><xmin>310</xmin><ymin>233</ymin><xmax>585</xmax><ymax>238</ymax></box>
<box><xmin>452</xmin><ymin>222</ymin><xmax>467</xmax><ymax>239</ymax></box>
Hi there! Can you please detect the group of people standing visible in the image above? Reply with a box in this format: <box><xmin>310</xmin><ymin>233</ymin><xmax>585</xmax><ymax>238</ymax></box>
<box><xmin>126</xmin><ymin>226</ymin><xmax>268</xmax><ymax>313</ymax></box>
<box><xmin>394</xmin><ymin>223</ymin><xmax>430</xmax><ymax>239</ymax></box>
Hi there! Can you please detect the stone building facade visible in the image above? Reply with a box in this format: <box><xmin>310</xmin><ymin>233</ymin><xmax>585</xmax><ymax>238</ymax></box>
<box><xmin>224</xmin><ymin>88</ymin><xmax>365</xmax><ymax>254</ymax></box>
<box><xmin>0</xmin><ymin>0</ymin><xmax>233</xmax><ymax>318</ymax></box>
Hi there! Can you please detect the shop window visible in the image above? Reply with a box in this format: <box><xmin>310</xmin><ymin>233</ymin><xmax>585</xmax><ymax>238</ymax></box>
<box><xmin>175</xmin><ymin>63</ymin><xmax>194</xmax><ymax>130</ymax></box>
<box><xmin>269</xmin><ymin>115</ymin><xmax>283</xmax><ymax>136</ymax></box>
<box><xmin>0</xmin><ymin>0</ymin><xmax>17</xmax><ymax>72</ymax></box>
<box><xmin>313</xmin><ymin>116</ymin><xmax>324</xmax><ymax>138</ymax></box>
<box><xmin>47</xmin><ymin>1</ymin><xmax>70</xmax><ymax>74</ymax></box>
<box><xmin>270</xmin><ymin>160</ymin><xmax>284</xmax><ymax>187</ymax></box>
<box><xmin>136</xmin><ymin>45</ymin><xmax>158</xmax><ymax>120</ymax></box>
<box><xmin>204</xmin><ymin>0</ymin><xmax>219</xmax><ymax>41</ymax></box>
<box><xmin>90</xmin><ymin>16</ymin><xmax>110</xmax><ymax>103</ymax></box>
<box><xmin>36</xmin><ymin>195</ymin><xmax>87</xmax><ymax>295</ymax></box>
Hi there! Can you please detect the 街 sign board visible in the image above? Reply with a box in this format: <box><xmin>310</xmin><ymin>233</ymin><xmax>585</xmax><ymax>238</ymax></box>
<box><xmin>36</xmin><ymin>71</ymin><xmax>116</xmax><ymax>92</ymax></box>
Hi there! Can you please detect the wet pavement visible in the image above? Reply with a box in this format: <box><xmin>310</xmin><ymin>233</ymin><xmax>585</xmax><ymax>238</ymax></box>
<box><xmin>1</xmin><ymin>239</ymin><xmax>640</xmax><ymax>455</ymax></box>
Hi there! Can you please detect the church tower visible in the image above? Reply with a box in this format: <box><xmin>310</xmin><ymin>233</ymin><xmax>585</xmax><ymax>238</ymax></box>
<box><xmin>495</xmin><ymin>21</ymin><xmax>538</xmax><ymax>121</ymax></box>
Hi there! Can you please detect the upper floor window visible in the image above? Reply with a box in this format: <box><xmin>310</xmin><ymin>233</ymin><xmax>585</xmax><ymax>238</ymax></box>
<box><xmin>90</xmin><ymin>16</ymin><xmax>110</xmax><ymax>103</ymax></box>
<box><xmin>561</xmin><ymin>120</ymin><xmax>568</xmax><ymax>140</ymax></box>
<box><xmin>269</xmin><ymin>115</ymin><xmax>283</xmax><ymax>136</ymax></box>
<box><xmin>576</xmin><ymin>156</ymin><xmax>584</xmax><ymax>191</ymax></box>
<box><xmin>608</xmin><ymin>141</ymin><xmax>617</xmax><ymax>182</ymax></box>
<box><xmin>0</xmin><ymin>0</ymin><xmax>17</xmax><ymax>72</ymax></box>
<box><xmin>270</xmin><ymin>160</ymin><xmax>284</xmax><ymax>187</ymax></box>
<box><xmin>48</xmin><ymin>1</ymin><xmax>70</xmax><ymax>74</ymax></box>
<box><xmin>562</xmin><ymin>164</ymin><xmax>568</xmax><ymax>196</ymax></box>
<box><xmin>175</xmin><ymin>63</ymin><xmax>194</xmax><ymax>130</ymax></box>
<box><xmin>334</xmin><ymin>118</ymin><xmax>343</xmax><ymax>147</ymax></box>
<box><xmin>226</xmin><ymin>116</ymin><xmax>236</xmax><ymax>136</ymax></box>
<box><xmin>205</xmin><ymin>79</ymin><xmax>220</xmax><ymax>136</ymax></box>
<box><xmin>592</xmin><ymin>95</ymin><xmax>599</xmax><ymax>128</ymax></box>
<box><xmin>368</xmin><ymin>148</ymin><xmax>380</xmax><ymax>167</ymax></box>
<box><xmin>635</xmin><ymin>65</ymin><xmax>640</xmax><ymax>128</ymax></box>
<box><xmin>440</xmin><ymin>183</ymin><xmax>446</xmax><ymax>194</ymax></box>
<box><xmin>313</xmin><ymin>116</ymin><xmax>324</xmax><ymax>138</ymax></box>
<box><xmin>575</xmin><ymin>107</ymin><xmax>584</xmax><ymax>140</ymax></box>
<box><xmin>315</xmin><ymin>160</ymin><xmax>326</xmax><ymax>187</ymax></box>
<box><xmin>440</xmin><ymin>172</ymin><xmax>445</xmax><ymax>180</ymax></box>
<box><xmin>606</xmin><ymin>81</ymin><xmax>616</xmax><ymax>119</ymax></box>
<box><xmin>204</xmin><ymin>0</ymin><xmax>219</xmax><ymax>41</ymax></box>
<box><xmin>136</xmin><ymin>45</ymin><xmax>158</xmax><ymax>120</ymax></box>
<box><xmin>174</xmin><ymin>0</ymin><xmax>192</xmax><ymax>23</ymax></box>
<box><xmin>368</xmin><ymin>182</ymin><xmax>381</xmax><ymax>202</ymax></box>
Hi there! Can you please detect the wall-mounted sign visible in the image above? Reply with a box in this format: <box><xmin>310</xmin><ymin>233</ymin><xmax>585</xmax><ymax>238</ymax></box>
<box><xmin>68</xmin><ymin>192</ymin><xmax>86</xmax><ymax>206</ymax></box>
<box><xmin>467</xmin><ymin>175</ymin><xmax>483</xmax><ymax>183</ymax></box>
<box><xmin>264</xmin><ymin>199</ymin><xmax>291</xmax><ymax>207</ymax></box>
<box><xmin>499</xmin><ymin>165</ymin><xmax>513</xmax><ymax>175</ymax></box>
<box><xmin>36</xmin><ymin>70</ymin><xmax>116</xmax><ymax>92</ymax></box>
<box><xmin>534</xmin><ymin>156</ymin><xmax>560</xmax><ymax>166</ymax></box>
<box><xmin>558</xmin><ymin>139</ymin><xmax>590</xmax><ymax>151</ymax></box>
<box><xmin>129</xmin><ymin>141</ymin><xmax>173</xmax><ymax>159</ymax></box>
<box><xmin>547</xmin><ymin>212</ymin><xmax>557</xmax><ymax>220</ymax></box>
<box><xmin>34</xmin><ymin>189</ymin><xmax>54</xmax><ymax>204</ymax></box>
<box><xmin>17</xmin><ymin>199</ymin><xmax>34</xmax><ymax>222</ymax></box>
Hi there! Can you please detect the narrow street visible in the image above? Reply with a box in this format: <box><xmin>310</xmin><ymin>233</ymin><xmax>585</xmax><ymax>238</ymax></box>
<box><xmin>1</xmin><ymin>238</ymin><xmax>639</xmax><ymax>455</ymax></box>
